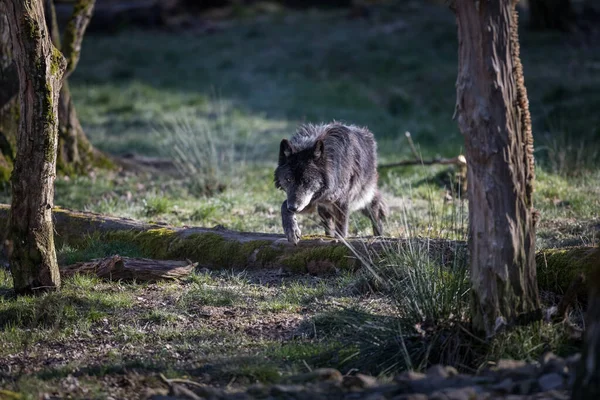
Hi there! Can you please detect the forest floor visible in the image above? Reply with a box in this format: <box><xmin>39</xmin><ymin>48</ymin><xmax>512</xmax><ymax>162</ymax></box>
<box><xmin>1</xmin><ymin>1</ymin><xmax>599</xmax><ymax>398</ymax></box>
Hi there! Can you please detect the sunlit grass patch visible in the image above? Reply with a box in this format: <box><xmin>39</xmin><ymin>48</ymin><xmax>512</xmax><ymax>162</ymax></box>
<box><xmin>143</xmin><ymin>195</ymin><xmax>173</xmax><ymax>217</ymax></box>
<box><xmin>57</xmin><ymin>234</ymin><xmax>144</xmax><ymax>265</ymax></box>
<box><xmin>0</xmin><ymin>277</ymin><xmax>134</xmax><ymax>358</ymax></box>
<box><xmin>179</xmin><ymin>283</ymin><xmax>245</xmax><ymax>308</ymax></box>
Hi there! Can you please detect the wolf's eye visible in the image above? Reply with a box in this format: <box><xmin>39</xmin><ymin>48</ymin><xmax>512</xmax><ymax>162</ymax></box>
<box><xmin>286</xmin><ymin>178</ymin><xmax>292</xmax><ymax>183</ymax></box>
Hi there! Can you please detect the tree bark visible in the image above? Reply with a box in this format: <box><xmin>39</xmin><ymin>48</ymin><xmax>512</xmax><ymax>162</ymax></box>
<box><xmin>572</xmin><ymin>249</ymin><xmax>600</xmax><ymax>399</ymax></box>
<box><xmin>529</xmin><ymin>0</ymin><xmax>575</xmax><ymax>31</ymax></box>
<box><xmin>455</xmin><ymin>0</ymin><xmax>541</xmax><ymax>337</ymax></box>
<box><xmin>2</xmin><ymin>0</ymin><xmax>67</xmax><ymax>294</ymax></box>
<box><xmin>0</xmin><ymin>0</ymin><xmax>108</xmax><ymax>182</ymax></box>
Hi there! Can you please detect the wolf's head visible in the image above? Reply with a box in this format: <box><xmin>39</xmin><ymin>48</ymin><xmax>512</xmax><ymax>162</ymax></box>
<box><xmin>274</xmin><ymin>138</ymin><xmax>327</xmax><ymax>213</ymax></box>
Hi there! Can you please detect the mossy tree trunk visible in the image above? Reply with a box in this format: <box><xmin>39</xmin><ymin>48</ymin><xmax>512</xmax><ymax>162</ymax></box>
<box><xmin>529</xmin><ymin>0</ymin><xmax>575</xmax><ymax>31</ymax></box>
<box><xmin>1</xmin><ymin>0</ymin><xmax>67</xmax><ymax>294</ymax></box>
<box><xmin>572</xmin><ymin>249</ymin><xmax>600</xmax><ymax>399</ymax></box>
<box><xmin>454</xmin><ymin>0</ymin><xmax>541</xmax><ymax>337</ymax></box>
<box><xmin>0</xmin><ymin>0</ymin><xmax>108</xmax><ymax>182</ymax></box>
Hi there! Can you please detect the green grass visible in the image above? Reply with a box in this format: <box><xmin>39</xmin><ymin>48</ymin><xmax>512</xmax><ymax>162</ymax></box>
<box><xmin>0</xmin><ymin>269</ymin><xmax>361</xmax><ymax>397</ymax></box>
<box><xmin>57</xmin><ymin>234</ymin><xmax>145</xmax><ymax>265</ymax></box>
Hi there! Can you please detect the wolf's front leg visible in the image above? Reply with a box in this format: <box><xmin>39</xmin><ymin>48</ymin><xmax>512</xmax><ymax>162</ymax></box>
<box><xmin>333</xmin><ymin>203</ymin><xmax>349</xmax><ymax>238</ymax></box>
<box><xmin>281</xmin><ymin>200</ymin><xmax>301</xmax><ymax>245</ymax></box>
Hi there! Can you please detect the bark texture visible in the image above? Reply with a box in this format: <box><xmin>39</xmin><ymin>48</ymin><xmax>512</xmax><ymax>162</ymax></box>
<box><xmin>2</xmin><ymin>0</ymin><xmax>67</xmax><ymax>294</ymax></box>
<box><xmin>455</xmin><ymin>0</ymin><xmax>540</xmax><ymax>337</ymax></box>
<box><xmin>572</xmin><ymin>250</ymin><xmax>600</xmax><ymax>399</ymax></box>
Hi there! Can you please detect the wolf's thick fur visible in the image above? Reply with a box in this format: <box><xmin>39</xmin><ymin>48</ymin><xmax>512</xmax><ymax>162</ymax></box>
<box><xmin>274</xmin><ymin>122</ymin><xmax>387</xmax><ymax>244</ymax></box>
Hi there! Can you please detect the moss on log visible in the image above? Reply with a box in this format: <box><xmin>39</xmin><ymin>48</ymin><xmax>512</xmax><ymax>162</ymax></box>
<box><xmin>0</xmin><ymin>205</ymin><xmax>595</xmax><ymax>293</ymax></box>
<box><xmin>0</xmin><ymin>205</ymin><xmax>462</xmax><ymax>275</ymax></box>
<box><xmin>536</xmin><ymin>246</ymin><xmax>600</xmax><ymax>298</ymax></box>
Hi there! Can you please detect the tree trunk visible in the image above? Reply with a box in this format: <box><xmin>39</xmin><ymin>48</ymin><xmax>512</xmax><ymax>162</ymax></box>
<box><xmin>529</xmin><ymin>0</ymin><xmax>575</xmax><ymax>31</ymax></box>
<box><xmin>2</xmin><ymin>0</ymin><xmax>67</xmax><ymax>294</ymax></box>
<box><xmin>0</xmin><ymin>0</ymin><xmax>109</xmax><ymax>182</ymax></box>
<box><xmin>51</xmin><ymin>0</ymin><xmax>104</xmax><ymax>173</ymax></box>
<box><xmin>572</xmin><ymin>249</ymin><xmax>600</xmax><ymax>399</ymax></box>
<box><xmin>0</xmin><ymin>12</ymin><xmax>17</xmax><ymax>182</ymax></box>
<box><xmin>454</xmin><ymin>0</ymin><xmax>541</xmax><ymax>337</ymax></box>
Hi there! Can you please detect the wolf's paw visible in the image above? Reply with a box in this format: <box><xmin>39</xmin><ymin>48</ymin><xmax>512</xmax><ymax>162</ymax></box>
<box><xmin>282</xmin><ymin>214</ymin><xmax>301</xmax><ymax>245</ymax></box>
<box><xmin>284</xmin><ymin>222</ymin><xmax>301</xmax><ymax>245</ymax></box>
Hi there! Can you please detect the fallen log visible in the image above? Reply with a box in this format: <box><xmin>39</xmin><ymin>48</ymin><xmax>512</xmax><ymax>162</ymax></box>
<box><xmin>0</xmin><ymin>205</ymin><xmax>595</xmax><ymax>295</ymax></box>
<box><xmin>0</xmin><ymin>205</ymin><xmax>463</xmax><ymax>275</ymax></box>
<box><xmin>573</xmin><ymin>263</ymin><xmax>600</xmax><ymax>399</ymax></box>
<box><xmin>378</xmin><ymin>155</ymin><xmax>467</xmax><ymax>169</ymax></box>
<box><xmin>61</xmin><ymin>255</ymin><xmax>196</xmax><ymax>282</ymax></box>
<box><xmin>536</xmin><ymin>246</ymin><xmax>600</xmax><ymax>300</ymax></box>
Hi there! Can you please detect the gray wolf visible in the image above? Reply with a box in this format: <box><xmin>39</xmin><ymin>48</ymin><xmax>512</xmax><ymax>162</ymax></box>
<box><xmin>274</xmin><ymin>122</ymin><xmax>387</xmax><ymax>244</ymax></box>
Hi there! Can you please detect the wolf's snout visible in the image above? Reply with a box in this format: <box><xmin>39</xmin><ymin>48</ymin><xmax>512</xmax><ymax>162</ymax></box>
<box><xmin>287</xmin><ymin>204</ymin><xmax>298</xmax><ymax>212</ymax></box>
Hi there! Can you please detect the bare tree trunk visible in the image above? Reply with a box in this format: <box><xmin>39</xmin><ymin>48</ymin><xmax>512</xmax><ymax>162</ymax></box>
<box><xmin>48</xmin><ymin>0</ymin><xmax>104</xmax><ymax>174</ymax></box>
<box><xmin>529</xmin><ymin>0</ymin><xmax>575</xmax><ymax>31</ymax></box>
<box><xmin>572</xmin><ymin>250</ymin><xmax>600</xmax><ymax>399</ymax></box>
<box><xmin>2</xmin><ymin>0</ymin><xmax>66</xmax><ymax>294</ymax></box>
<box><xmin>454</xmin><ymin>0</ymin><xmax>541</xmax><ymax>337</ymax></box>
<box><xmin>57</xmin><ymin>80</ymin><xmax>99</xmax><ymax>172</ymax></box>
<box><xmin>52</xmin><ymin>0</ymin><xmax>103</xmax><ymax>173</ymax></box>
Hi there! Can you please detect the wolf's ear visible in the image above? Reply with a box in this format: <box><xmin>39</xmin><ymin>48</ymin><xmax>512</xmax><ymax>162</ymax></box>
<box><xmin>279</xmin><ymin>139</ymin><xmax>293</xmax><ymax>164</ymax></box>
<box><xmin>314</xmin><ymin>139</ymin><xmax>324</xmax><ymax>160</ymax></box>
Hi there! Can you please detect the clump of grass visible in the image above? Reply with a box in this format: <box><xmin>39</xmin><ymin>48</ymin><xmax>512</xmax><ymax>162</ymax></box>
<box><xmin>156</xmin><ymin>105</ymin><xmax>248</xmax><ymax>197</ymax></box>
<box><xmin>327</xmin><ymin>194</ymin><xmax>581</xmax><ymax>375</ymax></box>
<box><xmin>335</xmin><ymin>240</ymin><xmax>472</xmax><ymax>374</ymax></box>
<box><xmin>179</xmin><ymin>284</ymin><xmax>243</xmax><ymax>307</ymax></box>
<box><xmin>143</xmin><ymin>195</ymin><xmax>172</xmax><ymax>216</ymax></box>
<box><xmin>57</xmin><ymin>234</ymin><xmax>144</xmax><ymax>265</ymax></box>
<box><xmin>142</xmin><ymin>309</ymin><xmax>180</xmax><ymax>325</ymax></box>
<box><xmin>537</xmin><ymin>129</ymin><xmax>600</xmax><ymax>177</ymax></box>
<box><xmin>319</xmin><ymin>196</ymin><xmax>473</xmax><ymax>374</ymax></box>
<box><xmin>0</xmin><ymin>277</ymin><xmax>132</xmax><ymax>333</ymax></box>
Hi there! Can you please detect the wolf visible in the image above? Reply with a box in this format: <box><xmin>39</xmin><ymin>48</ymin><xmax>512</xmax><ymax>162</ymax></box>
<box><xmin>274</xmin><ymin>122</ymin><xmax>387</xmax><ymax>244</ymax></box>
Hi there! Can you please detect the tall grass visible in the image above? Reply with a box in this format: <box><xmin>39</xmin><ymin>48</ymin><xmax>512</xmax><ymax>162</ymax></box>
<box><xmin>536</xmin><ymin>128</ymin><xmax>600</xmax><ymax>177</ymax></box>
<box><xmin>156</xmin><ymin>101</ymin><xmax>251</xmax><ymax>197</ymax></box>
<box><xmin>330</xmin><ymin>187</ymin><xmax>473</xmax><ymax>373</ymax></box>
<box><xmin>329</xmin><ymin>184</ymin><xmax>578</xmax><ymax>375</ymax></box>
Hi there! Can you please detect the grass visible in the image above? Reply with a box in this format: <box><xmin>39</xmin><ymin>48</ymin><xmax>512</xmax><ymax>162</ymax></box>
<box><xmin>0</xmin><ymin>268</ymin><xmax>368</xmax><ymax>397</ymax></box>
<box><xmin>1</xmin><ymin>1</ymin><xmax>599</xmax><ymax>397</ymax></box>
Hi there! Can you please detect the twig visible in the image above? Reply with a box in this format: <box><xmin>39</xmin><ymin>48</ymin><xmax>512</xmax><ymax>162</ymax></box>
<box><xmin>159</xmin><ymin>373</ymin><xmax>205</xmax><ymax>389</ymax></box>
<box><xmin>302</xmin><ymin>359</ymin><xmax>313</xmax><ymax>372</ymax></box>
<box><xmin>404</xmin><ymin>131</ymin><xmax>421</xmax><ymax>161</ymax></box>
<box><xmin>226</xmin><ymin>376</ymin><xmax>236</xmax><ymax>389</ymax></box>
<box><xmin>456</xmin><ymin>322</ymin><xmax>487</xmax><ymax>344</ymax></box>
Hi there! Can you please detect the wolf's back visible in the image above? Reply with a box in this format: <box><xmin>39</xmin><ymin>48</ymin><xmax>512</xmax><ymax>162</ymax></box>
<box><xmin>294</xmin><ymin>123</ymin><xmax>378</xmax><ymax>205</ymax></box>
